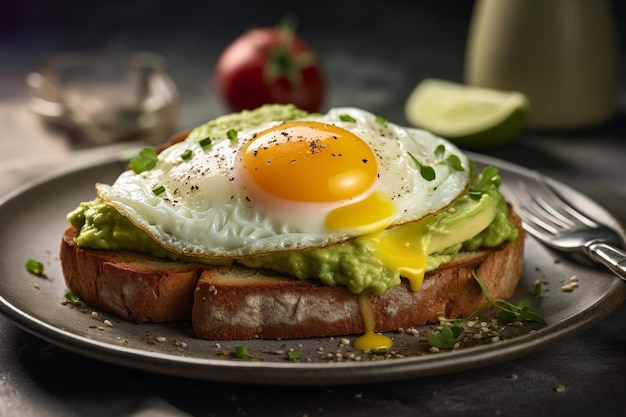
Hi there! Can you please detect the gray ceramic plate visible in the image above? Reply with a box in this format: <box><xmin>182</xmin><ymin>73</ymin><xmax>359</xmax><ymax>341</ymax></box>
<box><xmin>1</xmin><ymin>152</ymin><xmax>625</xmax><ymax>385</ymax></box>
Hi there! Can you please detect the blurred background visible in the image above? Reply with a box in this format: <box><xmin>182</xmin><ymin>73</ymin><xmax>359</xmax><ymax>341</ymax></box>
<box><xmin>2</xmin><ymin>0</ymin><xmax>622</xmax><ymax>152</ymax></box>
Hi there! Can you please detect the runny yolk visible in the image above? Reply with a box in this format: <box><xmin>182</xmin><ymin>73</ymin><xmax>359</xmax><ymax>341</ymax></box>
<box><xmin>353</xmin><ymin>291</ymin><xmax>393</xmax><ymax>352</ymax></box>
<box><xmin>241</xmin><ymin>121</ymin><xmax>378</xmax><ymax>204</ymax></box>
<box><xmin>364</xmin><ymin>216</ymin><xmax>434</xmax><ymax>292</ymax></box>
<box><xmin>353</xmin><ymin>217</ymin><xmax>434</xmax><ymax>352</ymax></box>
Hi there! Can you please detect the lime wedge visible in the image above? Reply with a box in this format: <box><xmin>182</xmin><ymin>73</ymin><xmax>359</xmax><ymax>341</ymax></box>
<box><xmin>405</xmin><ymin>79</ymin><xmax>528</xmax><ymax>147</ymax></box>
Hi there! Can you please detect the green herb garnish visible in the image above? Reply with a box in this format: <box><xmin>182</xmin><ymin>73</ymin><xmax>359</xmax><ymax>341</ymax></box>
<box><xmin>375</xmin><ymin>115</ymin><xmax>388</xmax><ymax>125</ymax></box>
<box><xmin>287</xmin><ymin>350</ymin><xmax>302</xmax><ymax>361</ymax></box>
<box><xmin>426</xmin><ymin>326</ymin><xmax>462</xmax><ymax>349</ymax></box>
<box><xmin>427</xmin><ymin>273</ymin><xmax>545</xmax><ymax>349</ymax></box>
<box><xmin>468</xmin><ymin>189</ymin><xmax>483</xmax><ymax>200</ymax></box>
<box><xmin>180</xmin><ymin>149</ymin><xmax>193</xmax><ymax>160</ymax></box>
<box><xmin>64</xmin><ymin>291</ymin><xmax>80</xmax><ymax>306</ymax></box>
<box><xmin>152</xmin><ymin>185</ymin><xmax>166</xmax><ymax>196</ymax></box>
<box><xmin>25</xmin><ymin>258</ymin><xmax>44</xmax><ymax>276</ymax></box>
<box><xmin>199</xmin><ymin>137</ymin><xmax>213</xmax><ymax>148</ymax></box>
<box><xmin>234</xmin><ymin>345</ymin><xmax>250</xmax><ymax>359</ymax></box>
<box><xmin>434</xmin><ymin>144</ymin><xmax>446</xmax><ymax>159</ymax></box>
<box><xmin>443</xmin><ymin>154</ymin><xmax>464</xmax><ymax>171</ymax></box>
<box><xmin>408</xmin><ymin>151</ymin><xmax>436</xmax><ymax>181</ymax></box>
<box><xmin>130</xmin><ymin>148</ymin><xmax>158</xmax><ymax>174</ymax></box>
<box><xmin>339</xmin><ymin>114</ymin><xmax>356</xmax><ymax>123</ymax></box>
<box><xmin>434</xmin><ymin>145</ymin><xmax>464</xmax><ymax>171</ymax></box>
<box><xmin>226</xmin><ymin>129</ymin><xmax>238</xmax><ymax>141</ymax></box>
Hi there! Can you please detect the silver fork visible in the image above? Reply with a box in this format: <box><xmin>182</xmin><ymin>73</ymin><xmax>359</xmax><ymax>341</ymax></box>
<box><xmin>503</xmin><ymin>173</ymin><xmax>626</xmax><ymax>282</ymax></box>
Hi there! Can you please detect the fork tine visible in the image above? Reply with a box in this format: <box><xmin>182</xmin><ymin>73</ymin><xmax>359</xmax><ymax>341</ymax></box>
<box><xmin>529</xmin><ymin>173</ymin><xmax>600</xmax><ymax>228</ymax></box>
<box><xmin>518</xmin><ymin>182</ymin><xmax>572</xmax><ymax>229</ymax></box>
<box><xmin>501</xmin><ymin>185</ymin><xmax>561</xmax><ymax>235</ymax></box>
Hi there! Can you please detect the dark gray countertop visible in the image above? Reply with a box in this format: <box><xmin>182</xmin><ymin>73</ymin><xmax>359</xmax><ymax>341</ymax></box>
<box><xmin>1</xmin><ymin>1</ymin><xmax>626</xmax><ymax>416</ymax></box>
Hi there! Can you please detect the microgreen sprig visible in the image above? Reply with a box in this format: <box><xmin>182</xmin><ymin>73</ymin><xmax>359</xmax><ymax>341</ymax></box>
<box><xmin>64</xmin><ymin>291</ymin><xmax>80</xmax><ymax>306</ymax></box>
<box><xmin>408</xmin><ymin>145</ymin><xmax>465</xmax><ymax>182</ymax></box>
<box><xmin>408</xmin><ymin>151</ymin><xmax>436</xmax><ymax>181</ymax></box>
<box><xmin>435</xmin><ymin>144</ymin><xmax>464</xmax><ymax>171</ymax></box>
<box><xmin>130</xmin><ymin>148</ymin><xmax>158</xmax><ymax>174</ymax></box>
<box><xmin>427</xmin><ymin>273</ymin><xmax>545</xmax><ymax>349</ymax></box>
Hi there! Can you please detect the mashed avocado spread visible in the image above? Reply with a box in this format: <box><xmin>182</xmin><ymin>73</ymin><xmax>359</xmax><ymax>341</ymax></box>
<box><xmin>67</xmin><ymin>105</ymin><xmax>518</xmax><ymax>295</ymax></box>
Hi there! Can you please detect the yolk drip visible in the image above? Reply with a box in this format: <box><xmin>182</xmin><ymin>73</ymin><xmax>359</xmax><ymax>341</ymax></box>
<box><xmin>241</xmin><ymin>121</ymin><xmax>378</xmax><ymax>203</ymax></box>
<box><xmin>363</xmin><ymin>216</ymin><xmax>434</xmax><ymax>292</ymax></box>
<box><xmin>352</xmin><ymin>217</ymin><xmax>433</xmax><ymax>352</ymax></box>
<box><xmin>353</xmin><ymin>291</ymin><xmax>393</xmax><ymax>352</ymax></box>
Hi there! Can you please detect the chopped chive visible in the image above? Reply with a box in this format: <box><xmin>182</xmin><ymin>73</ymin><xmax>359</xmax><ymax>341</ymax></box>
<box><xmin>65</xmin><ymin>291</ymin><xmax>80</xmax><ymax>305</ymax></box>
<box><xmin>234</xmin><ymin>345</ymin><xmax>250</xmax><ymax>359</ymax></box>
<box><xmin>152</xmin><ymin>185</ymin><xmax>166</xmax><ymax>196</ymax></box>
<box><xmin>180</xmin><ymin>149</ymin><xmax>193</xmax><ymax>160</ymax></box>
<box><xmin>25</xmin><ymin>258</ymin><xmax>44</xmax><ymax>276</ymax></box>
<box><xmin>468</xmin><ymin>189</ymin><xmax>483</xmax><ymax>200</ymax></box>
<box><xmin>130</xmin><ymin>147</ymin><xmax>158</xmax><ymax>174</ymax></box>
<box><xmin>339</xmin><ymin>114</ymin><xmax>356</xmax><ymax>123</ymax></box>
<box><xmin>199</xmin><ymin>137</ymin><xmax>212</xmax><ymax>148</ymax></box>
<box><xmin>287</xmin><ymin>350</ymin><xmax>302</xmax><ymax>361</ymax></box>
<box><xmin>226</xmin><ymin>129</ymin><xmax>238</xmax><ymax>141</ymax></box>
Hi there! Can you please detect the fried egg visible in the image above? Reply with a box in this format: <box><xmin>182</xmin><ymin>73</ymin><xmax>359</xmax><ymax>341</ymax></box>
<box><xmin>96</xmin><ymin>107</ymin><xmax>470</xmax><ymax>258</ymax></box>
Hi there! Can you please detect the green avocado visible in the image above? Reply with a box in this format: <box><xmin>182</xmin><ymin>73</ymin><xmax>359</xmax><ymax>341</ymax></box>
<box><xmin>67</xmin><ymin>105</ymin><xmax>518</xmax><ymax>295</ymax></box>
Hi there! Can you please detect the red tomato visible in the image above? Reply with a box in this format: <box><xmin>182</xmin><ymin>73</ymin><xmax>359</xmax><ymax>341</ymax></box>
<box><xmin>215</xmin><ymin>22</ymin><xmax>325</xmax><ymax>113</ymax></box>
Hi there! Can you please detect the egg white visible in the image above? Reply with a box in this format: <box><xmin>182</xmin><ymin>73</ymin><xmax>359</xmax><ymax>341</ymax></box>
<box><xmin>96</xmin><ymin>107</ymin><xmax>470</xmax><ymax>258</ymax></box>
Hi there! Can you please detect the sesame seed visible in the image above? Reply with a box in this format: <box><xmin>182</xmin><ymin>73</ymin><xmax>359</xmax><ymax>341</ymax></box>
<box><xmin>104</xmin><ymin>319</ymin><xmax>113</xmax><ymax>327</ymax></box>
<box><xmin>91</xmin><ymin>311</ymin><xmax>99</xmax><ymax>319</ymax></box>
<box><xmin>555</xmin><ymin>384</ymin><xmax>566</xmax><ymax>393</ymax></box>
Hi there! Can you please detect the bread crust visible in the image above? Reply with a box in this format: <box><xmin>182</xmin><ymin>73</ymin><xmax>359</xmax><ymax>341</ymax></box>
<box><xmin>61</xmin><ymin>227</ymin><xmax>210</xmax><ymax>322</ymax></box>
<box><xmin>60</xmin><ymin>210</ymin><xmax>524</xmax><ymax>339</ymax></box>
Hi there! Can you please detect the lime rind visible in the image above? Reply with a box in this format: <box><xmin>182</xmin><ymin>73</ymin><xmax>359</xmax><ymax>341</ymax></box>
<box><xmin>405</xmin><ymin>79</ymin><xmax>529</xmax><ymax>147</ymax></box>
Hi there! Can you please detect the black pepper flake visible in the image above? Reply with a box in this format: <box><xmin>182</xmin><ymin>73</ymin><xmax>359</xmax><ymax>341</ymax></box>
<box><xmin>362</xmin><ymin>159</ymin><xmax>368</xmax><ymax>163</ymax></box>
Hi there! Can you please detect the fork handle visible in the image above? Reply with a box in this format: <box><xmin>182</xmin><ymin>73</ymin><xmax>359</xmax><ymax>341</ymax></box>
<box><xmin>586</xmin><ymin>242</ymin><xmax>626</xmax><ymax>282</ymax></box>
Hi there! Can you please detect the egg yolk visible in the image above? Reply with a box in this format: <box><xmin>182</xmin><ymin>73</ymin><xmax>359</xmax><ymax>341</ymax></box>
<box><xmin>240</xmin><ymin>121</ymin><xmax>395</xmax><ymax>233</ymax></box>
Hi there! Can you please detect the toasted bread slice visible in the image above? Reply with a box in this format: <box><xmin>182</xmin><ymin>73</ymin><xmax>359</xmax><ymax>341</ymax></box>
<box><xmin>60</xmin><ymin>210</ymin><xmax>524</xmax><ymax>339</ymax></box>
<box><xmin>60</xmin><ymin>227</ymin><xmax>211</xmax><ymax>322</ymax></box>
